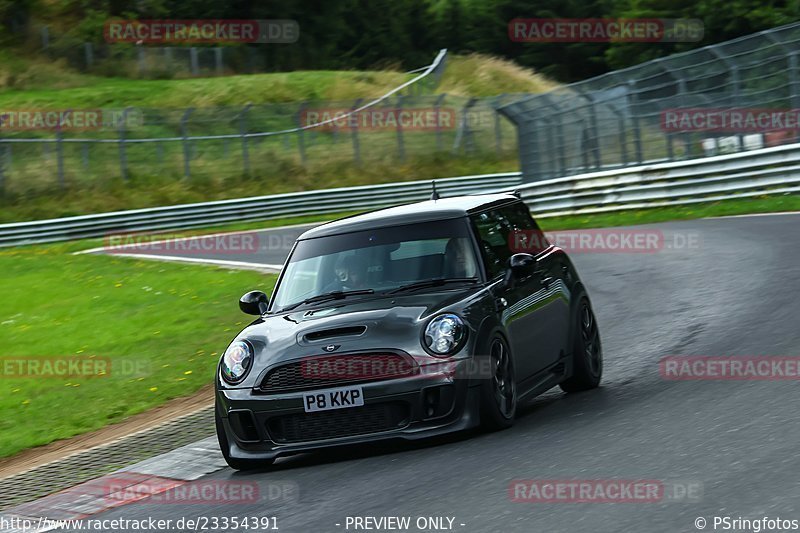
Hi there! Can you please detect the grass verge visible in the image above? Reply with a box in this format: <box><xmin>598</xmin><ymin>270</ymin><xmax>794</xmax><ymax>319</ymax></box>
<box><xmin>0</xmin><ymin>242</ymin><xmax>276</xmax><ymax>458</ymax></box>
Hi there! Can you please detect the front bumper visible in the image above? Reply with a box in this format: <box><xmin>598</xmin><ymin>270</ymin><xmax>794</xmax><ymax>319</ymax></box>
<box><xmin>216</xmin><ymin>358</ymin><xmax>482</xmax><ymax>461</ymax></box>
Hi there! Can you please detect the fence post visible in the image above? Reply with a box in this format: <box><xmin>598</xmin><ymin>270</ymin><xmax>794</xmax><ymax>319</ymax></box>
<box><xmin>82</xmin><ymin>142</ymin><xmax>89</xmax><ymax>170</ymax></box>
<box><xmin>181</xmin><ymin>108</ymin><xmax>195</xmax><ymax>178</ymax></box>
<box><xmin>84</xmin><ymin>43</ymin><xmax>94</xmax><ymax>69</ymax></box>
<box><xmin>137</xmin><ymin>47</ymin><xmax>146</xmax><ymax>76</ymax></box>
<box><xmin>627</xmin><ymin>80</ymin><xmax>644</xmax><ymax>164</ymax></box>
<box><xmin>395</xmin><ymin>95</ymin><xmax>405</xmax><ymax>162</ymax></box>
<box><xmin>0</xmin><ymin>139</ymin><xmax>4</xmax><ymax>195</ymax></box>
<box><xmin>190</xmin><ymin>48</ymin><xmax>199</xmax><ymax>76</ymax></box>
<box><xmin>56</xmin><ymin>131</ymin><xmax>65</xmax><ymax>189</ymax></box>
<box><xmin>434</xmin><ymin>94</ymin><xmax>446</xmax><ymax>152</ymax></box>
<box><xmin>351</xmin><ymin>98</ymin><xmax>362</xmax><ymax>165</ymax></box>
<box><xmin>239</xmin><ymin>103</ymin><xmax>252</xmax><ymax>175</ymax></box>
<box><xmin>493</xmin><ymin>95</ymin><xmax>505</xmax><ymax>155</ymax></box>
<box><xmin>677</xmin><ymin>78</ymin><xmax>692</xmax><ymax>157</ymax></box>
<box><xmin>608</xmin><ymin>102</ymin><xmax>628</xmax><ymax>166</ymax></box>
<box><xmin>214</xmin><ymin>48</ymin><xmax>223</xmax><ymax>75</ymax></box>
<box><xmin>577</xmin><ymin>90</ymin><xmax>601</xmax><ymax>169</ymax></box>
<box><xmin>118</xmin><ymin>107</ymin><xmax>132</xmax><ymax>181</ymax></box>
<box><xmin>296</xmin><ymin>102</ymin><xmax>308</xmax><ymax>166</ymax></box>
<box><xmin>41</xmin><ymin>26</ymin><xmax>49</xmax><ymax>51</ymax></box>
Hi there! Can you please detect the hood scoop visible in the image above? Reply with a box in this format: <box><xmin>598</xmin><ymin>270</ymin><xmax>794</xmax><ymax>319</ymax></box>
<box><xmin>303</xmin><ymin>325</ymin><xmax>367</xmax><ymax>343</ymax></box>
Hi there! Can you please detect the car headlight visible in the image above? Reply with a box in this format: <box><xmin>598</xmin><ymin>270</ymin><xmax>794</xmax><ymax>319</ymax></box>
<box><xmin>220</xmin><ymin>340</ymin><xmax>253</xmax><ymax>384</ymax></box>
<box><xmin>423</xmin><ymin>313</ymin><xmax>467</xmax><ymax>356</ymax></box>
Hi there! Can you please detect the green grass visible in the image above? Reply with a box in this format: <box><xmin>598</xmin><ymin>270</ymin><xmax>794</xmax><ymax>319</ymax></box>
<box><xmin>0</xmin><ymin>54</ymin><xmax>551</xmax><ymax>108</ymax></box>
<box><xmin>0</xmin><ymin>151</ymin><xmax>520</xmax><ymax>223</ymax></box>
<box><xmin>0</xmin><ymin>193</ymin><xmax>797</xmax><ymax>458</ymax></box>
<box><xmin>0</xmin><ymin>242</ymin><xmax>276</xmax><ymax>458</ymax></box>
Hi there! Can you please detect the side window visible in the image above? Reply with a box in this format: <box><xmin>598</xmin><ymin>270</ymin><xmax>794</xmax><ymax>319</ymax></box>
<box><xmin>470</xmin><ymin>209</ymin><xmax>514</xmax><ymax>279</ymax></box>
<box><xmin>502</xmin><ymin>202</ymin><xmax>549</xmax><ymax>255</ymax></box>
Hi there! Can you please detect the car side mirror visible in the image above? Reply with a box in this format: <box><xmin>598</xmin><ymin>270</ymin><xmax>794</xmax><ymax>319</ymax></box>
<box><xmin>502</xmin><ymin>253</ymin><xmax>536</xmax><ymax>288</ymax></box>
<box><xmin>239</xmin><ymin>290</ymin><xmax>269</xmax><ymax>315</ymax></box>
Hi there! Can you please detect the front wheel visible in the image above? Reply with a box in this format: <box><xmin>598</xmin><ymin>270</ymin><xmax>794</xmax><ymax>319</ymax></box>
<box><xmin>560</xmin><ymin>295</ymin><xmax>603</xmax><ymax>392</ymax></box>
<box><xmin>215</xmin><ymin>404</ymin><xmax>275</xmax><ymax>471</ymax></box>
<box><xmin>479</xmin><ymin>336</ymin><xmax>517</xmax><ymax>431</ymax></box>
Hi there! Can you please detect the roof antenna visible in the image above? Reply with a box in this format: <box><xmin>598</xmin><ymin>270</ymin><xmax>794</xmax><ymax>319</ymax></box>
<box><xmin>430</xmin><ymin>180</ymin><xmax>440</xmax><ymax>200</ymax></box>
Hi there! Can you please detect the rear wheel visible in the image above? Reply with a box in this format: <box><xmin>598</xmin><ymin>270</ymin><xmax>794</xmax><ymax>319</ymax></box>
<box><xmin>560</xmin><ymin>296</ymin><xmax>602</xmax><ymax>392</ymax></box>
<box><xmin>215</xmin><ymin>404</ymin><xmax>274</xmax><ymax>471</ymax></box>
<box><xmin>479</xmin><ymin>336</ymin><xmax>517</xmax><ymax>430</ymax></box>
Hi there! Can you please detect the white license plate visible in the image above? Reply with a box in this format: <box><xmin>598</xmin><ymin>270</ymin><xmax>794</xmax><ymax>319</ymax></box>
<box><xmin>303</xmin><ymin>386</ymin><xmax>364</xmax><ymax>413</ymax></box>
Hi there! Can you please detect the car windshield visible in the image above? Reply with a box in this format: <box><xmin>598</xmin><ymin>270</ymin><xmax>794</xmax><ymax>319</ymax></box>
<box><xmin>271</xmin><ymin>219</ymin><xmax>481</xmax><ymax>311</ymax></box>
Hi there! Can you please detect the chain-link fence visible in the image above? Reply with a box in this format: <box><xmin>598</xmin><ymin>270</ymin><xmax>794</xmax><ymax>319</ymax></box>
<box><xmin>498</xmin><ymin>22</ymin><xmax>800</xmax><ymax>182</ymax></box>
<box><xmin>0</xmin><ymin>50</ymin><xmax>522</xmax><ymax>196</ymax></box>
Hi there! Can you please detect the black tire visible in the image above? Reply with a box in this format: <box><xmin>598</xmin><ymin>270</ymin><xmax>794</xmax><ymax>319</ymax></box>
<box><xmin>215</xmin><ymin>406</ymin><xmax>275</xmax><ymax>471</ymax></box>
<box><xmin>560</xmin><ymin>295</ymin><xmax>603</xmax><ymax>392</ymax></box>
<box><xmin>479</xmin><ymin>336</ymin><xmax>517</xmax><ymax>431</ymax></box>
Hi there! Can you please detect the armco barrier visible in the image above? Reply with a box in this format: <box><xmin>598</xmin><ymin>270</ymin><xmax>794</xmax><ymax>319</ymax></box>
<box><xmin>521</xmin><ymin>142</ymin><xmax>800</xmax><ymax>217</ymax></box>
<box><xmin>0</xmin><ymin>173</ymin><xmax>522</xmax><ymax>247</ymax></box>
<box><xmin>2</xmin><ymin>141</ymin><xmax>800</xmax><ymax>247</ymax></box>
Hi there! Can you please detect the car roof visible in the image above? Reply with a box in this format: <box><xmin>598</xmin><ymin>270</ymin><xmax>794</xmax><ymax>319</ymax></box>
<box><xmin>298</xmin><ymin>193</ymin><xmax>521</xmax><ymax>240</ymax></box>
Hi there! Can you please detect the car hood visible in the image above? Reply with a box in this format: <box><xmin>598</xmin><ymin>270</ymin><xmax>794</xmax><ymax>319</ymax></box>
<box><xmin>222</xmin><ymin>288</ymin><xmax>489</xmax><ymax>389</ymax></box>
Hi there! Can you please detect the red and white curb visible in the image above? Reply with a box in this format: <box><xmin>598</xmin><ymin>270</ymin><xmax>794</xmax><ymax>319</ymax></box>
<box><xmin>0</xmin><ymin>437</ymin><xmax>226</xmax><ymax>532</ymax></box>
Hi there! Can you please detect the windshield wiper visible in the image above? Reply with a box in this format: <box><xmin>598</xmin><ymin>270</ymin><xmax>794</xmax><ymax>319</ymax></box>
<box><xmin>388</xmin><ymin>277</ymin><xmax>479</xmax><ymax>295</ymax></box>
<box><xmin>280</xmin><ymin>289</ymin><xmax>375</xmax><ymax>312</ymax></box>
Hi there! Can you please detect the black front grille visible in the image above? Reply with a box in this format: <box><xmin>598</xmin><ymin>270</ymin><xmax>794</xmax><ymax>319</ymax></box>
<box><xmin>260</xmin><ymin>353</ymin><xmax>417</xmax><ymax>392</ymax></box>
<box><xmin>267</xmin><ymin>402</ymin><xmax>410</xmax><ymax>443</ymax></box>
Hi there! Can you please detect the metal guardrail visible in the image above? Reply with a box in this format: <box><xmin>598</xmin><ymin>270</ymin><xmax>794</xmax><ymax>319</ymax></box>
<box><xmin>3</xmin><ymin>141</ymin><xmax>800</xmax><ymax>247</ymax></box>
<box><xmin>520</xmin><ymin>142</ymin><xmax>800</xmax><ymax>217</ymax></box>
<box><xmin>0</xmin><ymin>173</ymin><xmax>522</xmax><ymax>247</ymax></box>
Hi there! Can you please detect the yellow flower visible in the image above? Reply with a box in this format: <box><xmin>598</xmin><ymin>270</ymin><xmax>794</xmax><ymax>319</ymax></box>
<box><xmin>149</xmin><ymin>387</ymin><xmax>158</xmax><ymax>392</ymax></box>
<box><xmin>22</xmin><ymin>399</ymin><xmax>30</xmax><ymax>405</ymax></box>
<box><xmin>184</xmin><ymin>370</ymin><xmax>192</xmax><ymax>375</ymax></box>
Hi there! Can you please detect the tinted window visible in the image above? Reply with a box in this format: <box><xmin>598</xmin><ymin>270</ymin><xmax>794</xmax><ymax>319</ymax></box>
<box><xmin>471</xmin><ymin>202</ymin><xmax>544</xmax><ymax>279</ymax></box>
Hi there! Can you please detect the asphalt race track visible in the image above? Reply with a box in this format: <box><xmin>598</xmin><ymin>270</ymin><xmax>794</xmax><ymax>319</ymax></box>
<box><xmin>75</xmin><ymin>213</ymin><xmax>800</xmax><ymax>532</ymax></box>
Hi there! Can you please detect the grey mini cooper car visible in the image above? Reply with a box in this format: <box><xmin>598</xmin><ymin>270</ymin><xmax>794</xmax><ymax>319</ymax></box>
<box><xmin>215</xmin><ymin>193</ymin><xmax>602</xmax><ymax>470</ymax></box>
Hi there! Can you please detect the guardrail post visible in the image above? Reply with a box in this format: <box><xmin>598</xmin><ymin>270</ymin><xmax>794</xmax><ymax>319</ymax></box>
<box><xmin>396</xmin><ymin>95</ymin><xmax>406</xmax><ymax>162</ymax></box>
<box><xmin>239</xmin><ymin>103</ymin><xmax>253</xmax><ymax>175</ymax></box>
<box><xmin>351</xmin><ymin>98</ymin><xmax>362</xmax><ymax>165</ymax></box>
<box><xmin>181</xmin><ymin>108</ymin><xmax>195</xmax><ymax>178</ymax></box>
<box><xmin>118</xmin><ymin>107</ymin><xmax>132</xmax><ymax>182</ymax></box>
<box><xmin>82</xmin><ymin>142</ymin><xmax>89</xmax><ymax>170</ymax></box>
<box><xmin>296</xmin><ymin>101</ymin><xmax>308</xmax><ymax>166</ymax></box>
